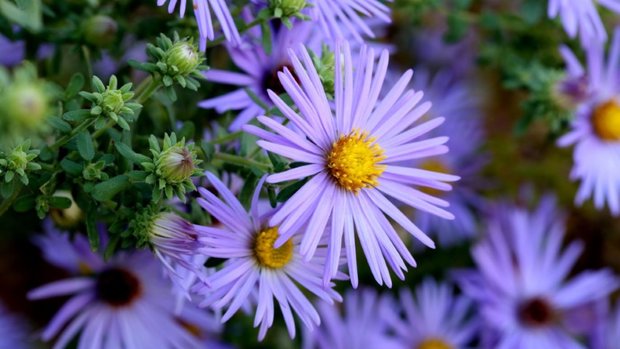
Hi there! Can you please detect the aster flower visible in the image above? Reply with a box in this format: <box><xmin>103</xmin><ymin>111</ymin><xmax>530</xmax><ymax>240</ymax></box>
<box><xmin>307</xmin><ymin>0</ymin><xmax>391</xmax><ymax>43</ymax></box>
<box><xmin>597</xmin><ymin>302</ymin><xmax>620</xmax><ymax>349</ymax></box>
<box><xmin>0</xmin><ymin>302</ymin><xmax>30</xmax><ymax>349</ymax></box>
<box><xmin>558</xmin><ymin>27</ymin><xmax>620</xmax><ymax>215</ymax></box>
<box><xmin>455</xmin><ymin>195</ymin><xmax>618</xmax><ymax>349</ymax></box>
<box><xmin>302</xmin><ymin>289</ymin><xmax>404</xmax><ymax>349</ymax></box>
<box><xmin>0</xmin><ymin>34</ymin><xmax>25</xmax><ymax>67</ymax></box>
<box><xmin>548</xmin><ymin>0</ymin><xmax>620</xmax><ymax>44</ymax></box>
<box><xmin>199</xmin><ymin>21</ymin><xmax>319</xmax><ymax>131</ymax></box>
<box><xmin>383</xmin><ymin>278</ymin><xmax>478</xmax><ymax>349</ymax></box>
<box><xmin>193</xmin><ymin>172</ymin><xmax>343</xmax><ymax>340</ymax></box>
<box><xmin>28</xmin><ymin>226</ymin><xmax>219</xmax><ymax>349</ymax></box>
<box><xmin>409</xmin><ymin>69</ymin><xmax>485</xmax><ymax>246</ymax></box>
<box><xmin>244</xmin><ymin>42</ymin><xmax>459</xmax><ymax>287</ymax></box>
<box><xmin>156</xmin><ymin>0</ymin><xmax>241</xmax><ymax>50</ymax></box>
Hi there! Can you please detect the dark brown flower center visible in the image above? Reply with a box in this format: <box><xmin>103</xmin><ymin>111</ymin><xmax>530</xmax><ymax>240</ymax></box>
<box><xmin>518</xmin><ymin>297</ymin><xmax>555</xmax><ymax>327</ymax></box>
<box><xmin>261</xmin><ymin>64</ymin><xmax>293</xmax><ymax>96</ymax></box>
<box><xmin>95</xmin><ymin>267</ymin><xmax>142</xmax><ymax>307</ymax></box>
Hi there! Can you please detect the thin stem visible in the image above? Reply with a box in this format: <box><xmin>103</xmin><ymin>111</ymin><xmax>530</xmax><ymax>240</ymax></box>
<box><xmin>213</xmin><ymin>152</ymin><xmax>272</xmax><ymax>172</ymax></box>
<box><xmin>50</xmin><ymin>118</ymin><xmax>96</xmax><ymax>150</ymax></box>
<box><xmin>92</xmin><ymin>119</ymin><xmax>116</xmax><ymax>139</ymax></box>
<box><xmin>210</xmin><ymin>131</ymin><xmax>243</xmax><ymax>145</ymax></box>
<box><xmin>81</xmin><ymin>46</ymin><xmax>93</xmax><ymax>83</ymax></box>
<box><xmin>134</xmin><ymin>76</ymin><xmax>162</xmax><ymax>104</ymax></box>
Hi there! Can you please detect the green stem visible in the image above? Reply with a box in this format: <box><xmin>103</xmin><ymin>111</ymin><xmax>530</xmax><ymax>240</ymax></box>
<box><xmin>0</xmin><ymin>184</ymin><xmax>22</xmax><ymax>217</ymax></box>
<box><xmin>50</xmin><ymin>118</ymin><xmax>96</xmax><ymax>150</ymax></box>
<box><xmin>92</xmin><ymin>119</ymin><xmax>116</xmax><ymax>139</ymax></box>
<box><xmin>81</xmin><ymin>46</ymin><xmax>93</xmax><ymax>83</ymax></box>
<box><xmin>214</xmin><ymin>153</ymin><xmax>272</xmax><ymax>172</ymax></box>
<box><xmin>134</xmin><ymin>76</ymin><xmax>162</xmax><ymax>104</ymax></box>
<box><xmin>210</xmin><ymin>131</ymin><xmax>243</xmax><ymax>145</ymax></box>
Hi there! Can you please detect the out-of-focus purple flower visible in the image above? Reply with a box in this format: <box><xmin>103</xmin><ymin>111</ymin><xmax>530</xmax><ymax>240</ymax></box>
<box><xmin>455</xmin><ymin>195</ymin><xmax>618</xmax><ymax>349</ymax></box>
<box><xmin>548</xmin><ymin>0</ymin><xmax>620</xmax><ymax>44</ymax></box>
<box><xmin>156</xmin><ymin>0</ymin><xmax>241</xmax><ymax>50</ymax></box>
<box><xmin>302</xmin><ymin>289</ymin><xmax>404</xmax><ymax>349</ymax></box>
<box><xmin>28</xmin><ymin>225</ymin><xmax>220</xmax><ymax>349</ymax></box>
<box><xmin>0</xmin><ymin>35</ymin><xmax>25</xmax><ymax>67</ymax></box>
<box><xmin>383</xmin><ymin>278</ymin><xmax>478</xmax><ymax>349</ymax></box>
<box><xmin>307</xmin><ymin>0</ymin><xmax>391</xmax><ymax>43</ymax></box>
<box><xmin>409</xmin><ymin>69</ymin><xmax>485</xmax><ymax>246</ymax></box>
<box><xmin>558</xmin><ymin>27</ymin><xmax>620</xmax><ymax>215</ymax></box>
<box><xmin>0</xmin><ymin>302</ymin><xmax>30</xmax><ymax>349</ymax></box>
<box><xmin>193</xmin><ymin>172</ymin><xmax>343</xmax><ymax>340</ymax></box>
<box><xmin>244</xmin><ymin>42</ymin><xmax>459</xmax><ymax>287</ymax></box>
<box><xmin>199</xmin><ymin>21</ymin><xmax>318</xmax><ymax>131</ymax></box>
<box><xmin>595</xmin><ymin>302</ymin><xmax>620</xmax><ymax>349</ymax></box>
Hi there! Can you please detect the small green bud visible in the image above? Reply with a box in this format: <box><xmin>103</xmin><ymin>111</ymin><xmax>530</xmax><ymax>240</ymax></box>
<box><xmin>158</xmin><ymin>146</ymin><xmax>197</xmax><ymax>183</ymax></box>
<box><xmin>269</xmin><ymin>0</ymin><xmax>308</xmax><ymax>18</ymax></box>
<box><xmin>83</xmin><ymin>15</ymin><xmax>118</xmax><ymax>47</ymax></box>
<box><xmin>5</xmin><ymin>84</ymin><xmax>49</xmax><ymax>130</ymax></box>
<box><xmin>311</xmin><ymin>45</ymin><xmax>336</xmax><ymax>99</ymax></box>
<box><xmin>102</xmin><ymin>89</ymin><xmax>125</xmax><ymax>114</ymax></box>
<box><xmin>165</xmin><ymin>41</ymin><xmax>201</xmax><ymax>76</ymax></box>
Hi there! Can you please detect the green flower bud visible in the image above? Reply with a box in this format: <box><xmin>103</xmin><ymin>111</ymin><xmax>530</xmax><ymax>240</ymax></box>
<box><xmin>83</xmin><ymin>15</ymin><xmax>118</xmax><ymax>47</ymax></box>
<box><xmin>102</xmin><ymin>89</ymin><xmax>125</xmax><ymax>114</ymax></box>
<box><xmin>50</xmin><ymin>190</ymin><xmax>83</xmax><ymax>229</ymax></box>
<box><xmin>4</xmin><ymin>83</ymin><xmax>49</xmax><ymax>130</ymax></box>
<box><xmin>311</xmin><ymin>45</ymin><xmax>336</xmax><ymax>99</ymax></box>
<box><xmin>165</xmin><ymin>42</ymin><xmax>201</xmax><ymax>76</ymax></box>
<box><xmin>269</xmin><ymin>0</ymin><xmax>308</xmax><ymax>18</ymax></box>
<box><xmin>157</xmin><ymin>145</ymin><xmax>197</xmax><ymax>184</ymax></box>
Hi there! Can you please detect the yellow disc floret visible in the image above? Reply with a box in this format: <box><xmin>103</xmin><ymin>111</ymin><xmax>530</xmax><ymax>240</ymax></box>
<box><xmin>326</xmin><ymin>129</ymin><xmax>385</xmax><ymax>193</ymax></box>
<box><xmin>591</xmin><ymin>99</ymin><xmax>620</xmax><ymax>141</ymax></box>
<box><xmin>417</xmin><ymin>338</ymin><xmax>454</xmax><ymax>349</ymax></box>
<box><xmin>253</xmin><ymin>227</ymin><xmax>294</xmax><ymax>269</ymax></box>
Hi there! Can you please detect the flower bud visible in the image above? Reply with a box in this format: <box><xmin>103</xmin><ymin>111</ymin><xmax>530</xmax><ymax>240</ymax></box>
<box><xmin>102</xmin><ymin>89</ymin><xmax>125</xmax><ymax>114</ymax></box>
<box><xmin>165</xmin><ymin>42</ymin><xmax>201</xmax><ymax>76</ymax></box>
<box><xmin>50</xmin><ymin>190</ymin><xmax>83</xmax><ymax>229</ymax></box>
<box><xmin>83</xmin><ymin>15</ymin><xmax>118</xmax><ymax>47</ymax></box>
<box><xmin>157</xmin><ymin>145</ymin><xmax>197</xmax><ymax>184</ymax></box>
<box><xmin>269</xmin><ymin>0</ymin><xmax>308</xmax><ymax>18</ymax></box>
<box><xmin>4</xmin><ymin>83</ymin><xmax>49</xmax><ymax>130</ymax></box>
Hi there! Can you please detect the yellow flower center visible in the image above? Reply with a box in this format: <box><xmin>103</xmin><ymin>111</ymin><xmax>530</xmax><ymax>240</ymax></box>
<box><xmin>253</xmin><ymin>227</ymin><xmax>293</xmax><ymax>269</ymax></box>
<box><xmin>418</xmin><ymin>158</ymin><xmax>450</xmax><ymax>197</ymax></box>
<box><xmin>326</xmin><ymin>129</ymin><xmax>385</xmax><ymax>193</ymax></box>
<box><xmin>417</xmin><ymin>338</ymin><xmax>454</xmax><ymax>349</ymax></box>
<box><xmin>591</xmin><ymin>99</ymin><xmax>620</xmax><ymax>141</ymax></box>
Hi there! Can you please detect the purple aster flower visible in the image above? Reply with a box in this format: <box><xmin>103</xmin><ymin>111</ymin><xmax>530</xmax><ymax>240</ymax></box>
<box><xmin>383</xmin><ymin>278</ymin><xmax>478</xmax><ymax>349</ymax></box>
<box><xmin>302</xmin><ymin>289</ymin><xmax>405</xmax><ymax>349</ymax></box>
<box><xmin>409</xmin><ymin>69</ymin><xmax>485</xmax><ymax>246</ymax></box>
<box><xmin>558</xmin><ymin>27</ymin><xmax>620</xmax><ymax>215</ymax></box>
<box><xmin>455</xmin><ymin>195</ymin><xmax>618</xmax><ymax>349</ymax></box>
<box><xmin>156</xmin><ymin>0</ymin><xmax>241</xmax><ymax>50</ymax></box>
<box><xmin>308</xmin><ymin>0</ymin><xmax>392</xmax><ymax>43</ymax></box>
<box><xmin>28</xmin><ymin>226</ymin><xmax>220</xmax><ymax>349</ymax></box>
<box><xmin>244</xmin><ymin>42</ymin><xmax>459</xmax><ymax>287</ymax></box>
<box><xmin>193</xmin><ymin>172</ymin><xmax>343</xmax><ymax>340</ymax></box>
<box><xmin>199</xmin><ymin>21</ymin><xmax>318</xmax><ymax>131</ymax></box>
<box><xmin>596</xmin><ymin>302</ymin><xmax>620</xmax><ymax>349</ymax></box>
<box><xmin>0</xmin><ymin>302</ymin><xmax>30</xmax><ymax>349</ymax></box>
<box><xmin>548</xmin><ymin>0</ymin><xmax>620</xmax><ymax>44</ymax></box>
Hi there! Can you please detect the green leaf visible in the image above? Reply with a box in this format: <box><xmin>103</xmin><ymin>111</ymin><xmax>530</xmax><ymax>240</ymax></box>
<box><xmin>60</xmin><ymin>158</ymin><xmax>84</xmax><ymax>176</ymax></box>
<box><xmin>91</xmin><ymin>175</ymin><xmax>130</xmax><ymax>201</ymax></box>
<box><xmin>276</xmin><ymin>179</ymin><xmax>307</xmax><ymax>203</ymax></box>
<box><xmin>13</xmin><ymin>194</ymin><xmax>35</xmax><ymax>212</ymax></box>
<box><xmin>49</xmin><ymin>196</ymin><xmax>72</xmax><ymax>209</ymax></box>
<box><xmin>48</xmin><ymin>116</ymin><xmax>71</xmax><ymax>132</ymax></box>
<box><xmin>63</xmin><ymin>109</ymin><xmax>91</xmax><ymax>122</ymax></box>
<box><xmin>115</xmin><ymin>142</ymin><xmax>151</xmax><ymax>164</ymax></box>
<box><xmin>261</xmin><ymin>21</ymin><xmax>273</xmax><ymax>55</ymax></box>
<box><xmin>85</xmin><ymin>210</ymin><xmax>99</xmax><ymax>251</ymax></box>
<box><xmin>65</xmin><ymin>73</ymin><xmax>85</xmax><ymax>99</ymax></box>
<box><xmin>239</xmin><ymin>174</ymin><xmax>258</xmax><ymax>209</ymax></box>
<box><xmin>76</xmin><ymin>131</ymin><xmax>95</xmax><ymax>161</ymax></box>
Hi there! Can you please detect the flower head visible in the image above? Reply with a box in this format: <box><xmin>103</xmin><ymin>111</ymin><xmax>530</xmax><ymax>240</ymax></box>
<box><xmin>455</xmin><ymin>195</ymin><xmax>618</xmax><ymax>349</ymax></box>
<box><xmin>383</xmin><ymin>278</ymin><xmax>478</xmax><ymax>349</ymax></box>
<box><xmin>558</xmin><ymin>27</ymin><xmax>620</xmax><ymax>215</ymax></box>
<box><xmin>193</xmin><ymin>172</ymin><xmax>343</xmax><ymax>340</ymax></box>
<box><xmin>244</xmin><ymin>42</ymin><xmax>459</xmax><ymax>287</ymax></box>
<box><xmin>548</xmin><ymin>0</ymin><xmax>620</xmax><ymax>44</ymax></box>
<box><xmin>28</xmin><ymin>225</ymin><xmax>220</xmax><ymax>349</ymax></box>
<box><xmin>302</xmin><ymin>289</ymin><xmax>404</xmax><ymax>349</ymax></box>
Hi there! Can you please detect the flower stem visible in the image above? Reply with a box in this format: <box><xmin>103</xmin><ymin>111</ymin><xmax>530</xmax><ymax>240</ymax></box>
<box><xmin>134</xmin><ymin>76</ymin><xmax>162</xmax><ymax>104</ymax></box>
<box><xmin>92</xmin><ymin>119</ymin><xmax>116</xmax><ymax>139</ymax></box>
<box><xmin>213</xmin><ymin>153</ymin><xmax>272</xmax><ymax>172</ymax></box>
<box><xmin>50</xmin><ymin>118</ymin><xmax>96</xmax><ymax>150</ymax></box>
<box><xmin>210</xmin><ymin>131</ymin><xmax>243</xmax><ymax>145</ymax></box>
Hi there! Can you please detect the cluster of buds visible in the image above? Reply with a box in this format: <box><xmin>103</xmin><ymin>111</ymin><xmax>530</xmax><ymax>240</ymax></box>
<box><xmin>0</xmin><ymin>141</ymin><xmax>41</xmax><ymax>188</ymax></box>
<box><xmin>265</xmin><ymin>0</ymin><xmax>310</xmax><ymax>27</ymax></box>
<box><xmin>79</xmin><ymin>75</ymin><xmax>140</xmax><ymax>131</ymax></box>
<box><xmin>140</xmin><ymin>33</ymin><xmax>206</xmax><ymax>93</ymax></box>
<box><xmin>141</xmin><ymin>133</ymin><xmax>201</xmax><ymax>201</ymax></box>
